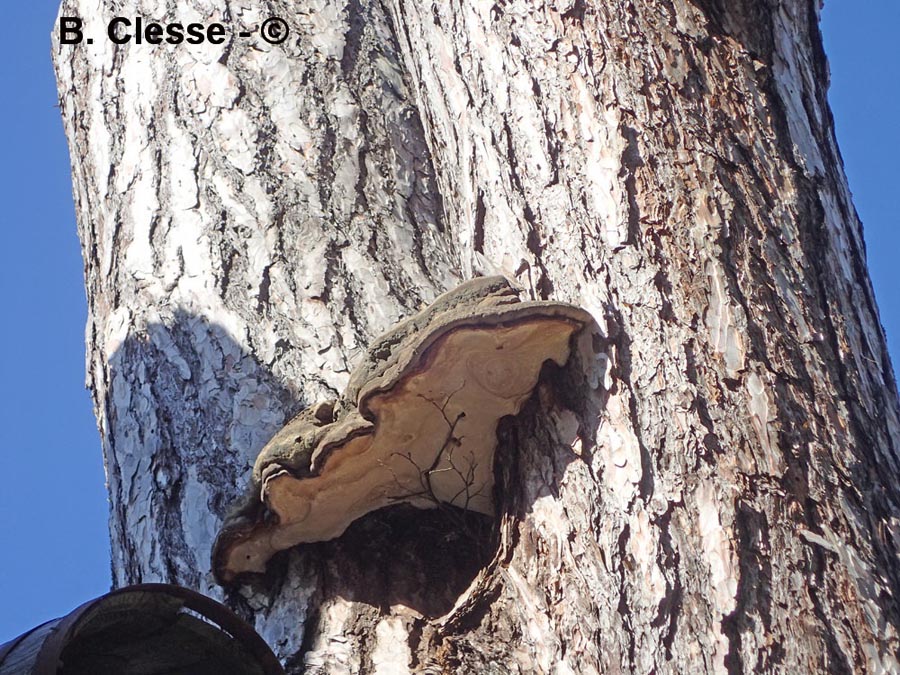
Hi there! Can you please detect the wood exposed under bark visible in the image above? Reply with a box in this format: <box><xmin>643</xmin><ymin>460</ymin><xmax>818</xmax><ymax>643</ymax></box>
<box><xmin>54</xmin><ymin>0</ymin><xmax>900</xmax><ymax>672</ymax></box>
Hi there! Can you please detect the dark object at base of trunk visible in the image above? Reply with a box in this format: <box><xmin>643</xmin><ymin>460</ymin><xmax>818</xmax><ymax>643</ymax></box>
<box><xmin>0</xmin><ymin>584</ymin><xmax>283</xmax><ymax>675</ymax></box>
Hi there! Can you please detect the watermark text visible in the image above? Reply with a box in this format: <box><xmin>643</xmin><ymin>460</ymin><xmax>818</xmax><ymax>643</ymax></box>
<box><xmin>58</xmin><ymin>16</ymin><xmax>289</xmax><ymax>46</ymax></box>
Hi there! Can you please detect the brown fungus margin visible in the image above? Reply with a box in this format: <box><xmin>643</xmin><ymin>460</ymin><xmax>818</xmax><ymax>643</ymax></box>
<box><xmin>212</xmin><ymin>277</ymin><xmax>594</xmax><ymax>585</ymax></box>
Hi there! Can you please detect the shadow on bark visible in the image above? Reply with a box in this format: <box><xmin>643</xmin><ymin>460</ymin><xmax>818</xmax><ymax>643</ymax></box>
<box><xmin>107</xmin><ymin>309</ymin><xmax>300</xmax><ymax>590</ymax></box>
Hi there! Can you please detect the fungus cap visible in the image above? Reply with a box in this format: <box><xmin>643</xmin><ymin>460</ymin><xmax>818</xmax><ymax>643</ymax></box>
<box><xmin>213</xmin><ymin>277</ymin><xmax>593</xmax><ymax>584</ymax></box>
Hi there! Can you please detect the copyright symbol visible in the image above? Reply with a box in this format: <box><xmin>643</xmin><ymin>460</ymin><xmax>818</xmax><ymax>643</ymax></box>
<box><xmin>260</xmin><ymin>17</ymin><xmax>288</xmax><ymax>45</ymax></box>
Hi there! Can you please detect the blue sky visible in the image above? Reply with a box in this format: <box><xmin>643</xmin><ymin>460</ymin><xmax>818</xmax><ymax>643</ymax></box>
<box><xmin>0</xmin><ymin>2</ymin><xmax>897</xmax><ymax>644</ymax></box>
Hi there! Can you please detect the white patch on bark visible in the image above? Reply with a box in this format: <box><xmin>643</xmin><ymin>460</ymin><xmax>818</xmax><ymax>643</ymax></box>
<box><xmin>216</xmin><ymin>108</ymin><xmax>259</xmax><ymax>174</ymax></box>
<box><xmin>504</xmin><ymin>565</ymin><xmax>557</xmax><ymax>673</ymax></box>
<box><xmin>303</xmin><ymin>599</ymin><xmax>362</xmax><ymax>674</ymax></box>
<box><xmin>696</xmin><ymin>482</ymin><xmax>737</xmax><ymax>613</ymax></box>
<box><xmin>770</xmin><ymin>5</ymin><xmax>825</xmax><ymax>177</ymax></box>
<box><xmin>628</xmin><ymin>506</ymin><xmax>667</xmax><ymax>609</ymax></box>
<box><xmin>168</xmin><ymin>121</ymin><xmax>200</xmax><ymax>211</ymax></box>
<box><xmin>705</xmin><ymin>259</ymin><xmax>745</xmax><ymax>377</ymax></box>
<box><xmin>773</xmin><ymin>267</ymin><xmax>812</xmax><ymax>343</ymax></box>
<box><xmin>745</xmin><ymin>371</ymin><xmax>781</xmax><ymax>474</ymax></box>
<box><xmin>599</xmin><ymin>392</ymin><xmax>642</xmax><ymax>509</ymax></box>
<box><xmin>299</xmin><ymin>2</ymin><xmax>347</xmax><ymax>60</ymax></box>
<box><xmin>696</xmin><ymin>481</ymin><xmax>738</xmax><ymax>674</ymax></box>
<box><xmin>180</xmin><ymin>60</ymin><xmax>240</xmax><ymax>116</ymax></box>
<box><xmin>103</xmin><ymin>307</ymin><xmax>133</xmax><ymax>359</ymax></box>
<box><xmin>570</xmin><ymin>74</ymin><xmax>628</xmax><ymax>249</ymax></box>
<box><xmin>371</xmin><ymin>617</ymin><xmax>412</xmax><ymax>675</ymax></box>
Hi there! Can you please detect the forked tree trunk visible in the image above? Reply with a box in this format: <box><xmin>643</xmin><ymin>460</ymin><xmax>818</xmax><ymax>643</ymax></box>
<box><xmin>53</xmin><ymin>0</ymin><xmax>900</xmax><ymax>672</ymax></box>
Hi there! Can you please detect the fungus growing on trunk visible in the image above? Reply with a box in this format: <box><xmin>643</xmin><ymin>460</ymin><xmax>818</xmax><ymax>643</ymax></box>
<box><xmin>212</xmin><ymin>276</ymin><xmax>593</xmax><ymax>584</ymax></box>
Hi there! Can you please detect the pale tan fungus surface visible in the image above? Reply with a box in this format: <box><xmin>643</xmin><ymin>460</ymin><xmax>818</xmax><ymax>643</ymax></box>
<box><xmin>226</xmin><ymin>318</ymin><xmax>579</xmax><ymax>577</ymax></box>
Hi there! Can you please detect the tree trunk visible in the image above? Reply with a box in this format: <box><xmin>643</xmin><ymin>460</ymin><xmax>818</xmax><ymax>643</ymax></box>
<box><xmin>53</xmin><ymin>0</ymin><xmax>900</xmax><ymax>672</ymax></box>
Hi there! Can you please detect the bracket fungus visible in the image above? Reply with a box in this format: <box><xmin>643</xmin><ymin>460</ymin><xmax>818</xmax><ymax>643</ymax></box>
<box><xmin>213</xmin><ymin>276</ymin><xmax>593</xmax><ymax>584</ymax></box>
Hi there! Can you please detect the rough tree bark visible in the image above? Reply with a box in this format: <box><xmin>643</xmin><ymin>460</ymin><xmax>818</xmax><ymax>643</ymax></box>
<box><xmin>53</xmin><ymin>0</ymin><xmax>900</xmax><ymax>672</ymax></box>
